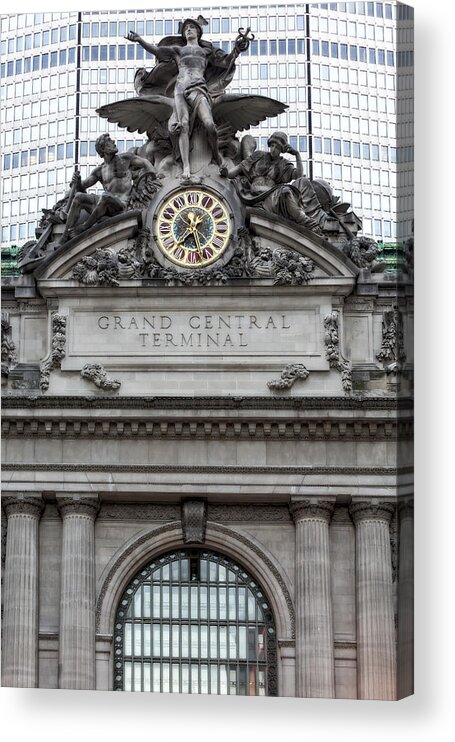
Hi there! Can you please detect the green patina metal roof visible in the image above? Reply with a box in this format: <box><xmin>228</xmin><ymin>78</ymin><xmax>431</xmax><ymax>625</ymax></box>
<box><xmin>377</xmin><ymin>241</ymin><xmax>406</xmax><ymax>273</ymax></box>
<box><xmin>1</xmin><ymin>245</ymin><xmax>20</xmax><ymax>277</ymax></box>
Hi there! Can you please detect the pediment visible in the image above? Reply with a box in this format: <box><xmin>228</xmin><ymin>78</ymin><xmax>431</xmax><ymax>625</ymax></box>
<box><xmin>33</xmin><ymin>204</ymin><xmax>358</xmax><ymax>299</ymax></box>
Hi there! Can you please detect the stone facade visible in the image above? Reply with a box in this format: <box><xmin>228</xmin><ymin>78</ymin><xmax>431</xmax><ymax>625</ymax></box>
<box><xmin>0</xmin><ymin>16</ymin><xmax>413</xmax><ymax>700</ymax></box>
<box><xmin>1</xmin><ymin>216</ymin><xmax>414</xmax><ymax>698</ymax></box>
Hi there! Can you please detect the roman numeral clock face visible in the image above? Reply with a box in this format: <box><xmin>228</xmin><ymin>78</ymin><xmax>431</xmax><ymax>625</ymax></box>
<box><xmin>155</xmin><ymin>189</ymin><xmax>232</xmax><ymax>268</ymax></box>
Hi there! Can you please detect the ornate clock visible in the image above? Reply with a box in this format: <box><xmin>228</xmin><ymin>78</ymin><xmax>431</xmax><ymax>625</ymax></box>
<box><xmin>154</xmin><ymin>188</ymin><xmax>232</xmax><ymax>268</ymax></box>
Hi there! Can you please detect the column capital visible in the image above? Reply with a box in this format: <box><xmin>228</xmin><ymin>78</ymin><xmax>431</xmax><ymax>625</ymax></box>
<box><xmin>289</xmin><ymin>498</ymin><xmax>336</xmax><ymax>524</ymax></box>
<box><xmin>57</xmin><ymin>496</ymin><xmax>100</xmax><ymax>520</ymax></box>
<box><xmin>2</xmin><ymin>494</ymin><xmax>44</xmax><ymax>519</ymax></box>
<box><xmin>349</xmin><ymin>500</ymin><xmax>395</xmax><ymax>525</ymax></box>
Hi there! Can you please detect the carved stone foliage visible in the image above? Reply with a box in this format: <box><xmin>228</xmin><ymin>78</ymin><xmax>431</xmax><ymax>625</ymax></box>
<box><xmin>376</xmin><ymin>308</ymin><xmax>406</xmax><ymax>374</ymax></box>
<box><xmin>181</xmin><ymin>500</ymin><xmax>208</xmax><ymax>544</ymax></box>
<box><xmin>70</xmin><ymin>224</ymin><xmax>316</xmax><ymax>287</ymax></box>
<box><xmin>244</xmin><ymin>229</ymin><xmax>315</xmax><ymax>284</ymax></box>
<box><xmin>289</xmin><ymin>499</ymin><xmax>336</xmax><ymax>523</ymax></box>
<box><xmin>1</xmin><ymin>312</ymin><xmax>17</xmax><ymax>380</ymax></box>
<box><xmin>342</xmin><ymin>236</ymin><xmax>385</xmax><ymax>272</ymax></box>
<box><xmin>57</xmin><ymin>496</ymin><xmax>100</xmax><ymax>519</ymax></box>
<box><xmin>267</xmin><ymin>363</ymin><xmax>310</xmax><ymax>391</ymax></box>
<box><xmin>39</xmin><ymin>314</ymin><xmax>67</xmax><ymax>392</ymax></box>
<box><xmin>80</xmin><ymin>363</ymin><xmax>121</xmax><ymax>391</ymax></box>
<box><xmin>72</xmin><ymin>248</ymin><xmax>120</xmax><ymax>287</ymax></box>
<box><xmin>2</xmin><ymin>495</ymin><xmax>45</xmax><ymax>519</ymax></box>
<box><xmin>323</xmin><ymin>311</ymin><xmax>352</xmax><ymax>392</ymax></box>
<box><xmin>349</xmin><ymin>500</ymin><xmax>396</xmax><ymax>524</ymax></box>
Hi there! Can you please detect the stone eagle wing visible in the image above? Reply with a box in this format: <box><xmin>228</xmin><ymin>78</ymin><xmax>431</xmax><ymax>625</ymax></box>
<box><xmin>212</xmin><ymin>94</ymin><xmax>288</xmax><ymax>133</ymax></box>
<box><xmin>96</xmin><ymin>96</ymin><xmax>174</xmax><ymax>137</ymax></box>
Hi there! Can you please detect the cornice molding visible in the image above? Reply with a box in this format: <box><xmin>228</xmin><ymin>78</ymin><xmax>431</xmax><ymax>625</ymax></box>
<box><xmin>1</xmin><ymin>394</ymin><xmax>414</xmax><ymax>411</ymax></box>
<box><xmin>1</xmin><ymin>416</ymin><xmax>413</xmax><ymax>441</ymax></box>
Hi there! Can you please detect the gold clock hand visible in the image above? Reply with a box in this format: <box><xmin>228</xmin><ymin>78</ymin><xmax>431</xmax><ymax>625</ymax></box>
<box><xmin>193</xmin><ymin>229</ymin><xmax>204</xmax><ymax>259</ymax></box>
<box><xmin>175</xmin><ymin>228</ymin><xmax>193</xmax><ymax>246</ymax></box>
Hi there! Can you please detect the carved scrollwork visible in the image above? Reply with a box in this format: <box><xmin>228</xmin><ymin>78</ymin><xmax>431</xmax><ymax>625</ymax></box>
<box><xmin>39</xmin><ymin>314</ymin><xmax>67</xmax><ymax>392</ymax></box>
<box><xmin>323</xmin><ymin>311</ymin><xmax>352</xmax><ymax>392</ymax></box>
<box><xmin>81</xmin><ymin>363</ymin><xmax>121</xmax><ymax>391</ymax></box>
<box><xmin>267</xmin><ymin>363</ymin><xmax>310</xmax><ymax>391</ymax></box>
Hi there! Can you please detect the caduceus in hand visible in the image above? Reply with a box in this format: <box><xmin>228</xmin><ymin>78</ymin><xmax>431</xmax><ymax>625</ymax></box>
<box><xmin>126</xmin><ymin>16</ymin><xmax>250</xmax><ymax>180</ymax></box>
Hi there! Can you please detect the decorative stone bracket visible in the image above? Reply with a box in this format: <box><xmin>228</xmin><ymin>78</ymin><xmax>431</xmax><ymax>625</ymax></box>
<box><xmin>181</xmin><ymin>500</ymin><xmax>208</xmax><ymax>544</ymax></box>
<box><xmin>324</xmin><ymin>311</ymin><xmax>352</xmax><ymax>392</ymax></box>
<box><xmin>267</xmin><ymin>363</ymin><xmax>310</xmax><ymax>391</ymax></box>
<box><xmin>39</xmin><ymin>313</ymin><xmax>67</xmax><ymax>392</ymax></box>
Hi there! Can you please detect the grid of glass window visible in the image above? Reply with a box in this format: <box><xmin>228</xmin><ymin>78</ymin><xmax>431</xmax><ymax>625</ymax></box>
<box><xmin>0</xmin><ymin>4</ymin><xmax>413</xmax><ymax>248</ymax></box>
<box><xmin>114</xmin><ymin>549</ymin><xmax>277</xmax><ymax>695</ymax></box>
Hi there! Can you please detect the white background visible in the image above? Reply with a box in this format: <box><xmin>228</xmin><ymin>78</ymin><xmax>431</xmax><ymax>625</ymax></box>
<box><xmin>1</xmin><ymin>1</ymin><xmax>454</xmax><ymax>739</ymax></box>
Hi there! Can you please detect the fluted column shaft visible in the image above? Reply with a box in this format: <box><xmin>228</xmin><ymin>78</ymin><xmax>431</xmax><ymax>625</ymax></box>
<box><xmin>350</xmin><ymin>501</ymin><xmax>396</xmax><ymax>700</ymax></box>
<box><xmin>290</xmin><ymin>499</ymin><xmax>335</xmax><ymax>698</ymax></box>
<box><xmin>57</xmin><ymin>496</ymin><xmax>99</xmax><ymax>690</ymax></box>
<box><xmin>397</xmin><ymin>498</ymin><xmax>414</xmax><ymax>698</ymax></box>
<box><xmin>2</xmin><ymin>495</ymin><xmax>44</xmax><ymax>687</ymax></box>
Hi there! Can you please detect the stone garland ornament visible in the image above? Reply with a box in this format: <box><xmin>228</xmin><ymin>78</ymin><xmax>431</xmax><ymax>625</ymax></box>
<box><xmin>1</xmin><ymin>312</ymin><xmax>17</xmax><ymax>382</ymax></box>
<box><xmin>323</xmin><ymin>311</ymin><xmax>352</xmax><ymax>392</ymax></box>
<box><xmin>80</xmin><ymin>363</ymin><xmax>121</xmax><ymax>391</ymax></box>
<box><xmin>72</xmin><ymin>248</ymin><xmax>120</xmax><ymax>287</ymax></box>
<box><xmin>39</xmin><ymin>314</ymin><xmax>67</xmax><ymax>392</ymax></box>
<box><xmin>376</xmin><ymin>308</ymin><xmax>407</xmax><ymax>374</ymax></box>
<box><xmin>71</xmin><ymin>225</ymin><xmax>315</xmax><ymax>288</ymax></box>
<box><xmin>267</xmin><ymin>363</ymin><xmax>310</xmax><ymax>391</ymax></box>
<box><xmin>244</xmin><ymin>229</ymin><xmax>315</xmax><ymax>285</ymax></box>
<box><xmin>342</xmin><ymin>235</ymin><xmax>386</xmax><ymax>272</ymax></box>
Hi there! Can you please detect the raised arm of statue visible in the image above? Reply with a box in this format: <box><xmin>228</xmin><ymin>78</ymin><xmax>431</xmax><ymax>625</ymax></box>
<box><xmin>286</xmin><ymin>146</ymin><xmax>304</xmax><ymax>180</ymax></box>
<box><xmin>125</xmin><ymin>31</ymin><xmax>162</xmax><ymax>59</ymax></box>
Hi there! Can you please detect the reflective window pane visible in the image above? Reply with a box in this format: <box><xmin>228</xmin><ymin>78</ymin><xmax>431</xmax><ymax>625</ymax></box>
<box><xmin>115</xmin><ymin>551</ymin><xmax>276</xmax><ymax>695</ymax></box>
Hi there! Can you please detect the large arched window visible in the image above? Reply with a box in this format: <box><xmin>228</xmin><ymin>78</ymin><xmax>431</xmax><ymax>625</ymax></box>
<box><xmin>114</xmin><ymin>549</ymin><xmax>277</xmax><ymax>695</ymax></box>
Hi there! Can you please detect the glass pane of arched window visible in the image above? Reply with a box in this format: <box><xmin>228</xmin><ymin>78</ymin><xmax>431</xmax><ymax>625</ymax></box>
<box><xmin>114</xmin><ymin>550</ymin><xmax>277</xmax><ymax>695</ymax></box>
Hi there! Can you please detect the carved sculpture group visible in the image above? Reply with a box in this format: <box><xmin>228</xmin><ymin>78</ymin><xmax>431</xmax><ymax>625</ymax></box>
<box><xmin>18</xmin><ymin>15</ymin><xmax>368</xmax><ymax>275</ymax></box>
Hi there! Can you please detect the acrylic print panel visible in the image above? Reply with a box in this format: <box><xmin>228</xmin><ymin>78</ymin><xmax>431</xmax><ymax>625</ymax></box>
<box><xmin>1</xmin><ymin>0</ymin><xmax>413</xmax><ymax>701</ymax></box>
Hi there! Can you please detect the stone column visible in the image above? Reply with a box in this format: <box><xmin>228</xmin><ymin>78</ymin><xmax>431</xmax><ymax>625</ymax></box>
<box><xmin>350</xmin><ymin>500</ymin><xmax>396</xmax><ymax>700</ymax></box>
<box><xmin>2</xmin><ymin>494</ymin><xmax>44</xmax><ymax>687</ymax></box>
<box><xmin>397</xmin><ymin>497</ymin><xmax>414</xmax><ymax>699</ymax></box>
<box><xmin>57</xmin><ymin>496</ymin><xmax>99</xmax><ymax>690</ymax></box>
<box><xmin>290</xmin><ymin>498</ymin><xmax>336</xmax><ymax>698</ymax></box>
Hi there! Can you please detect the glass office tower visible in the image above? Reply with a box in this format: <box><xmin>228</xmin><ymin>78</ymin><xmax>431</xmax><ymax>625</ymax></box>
<box><xmin>0</xmin><ymin>3</ymin><xmax>413</xmax><ymax>256</ymax></box>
